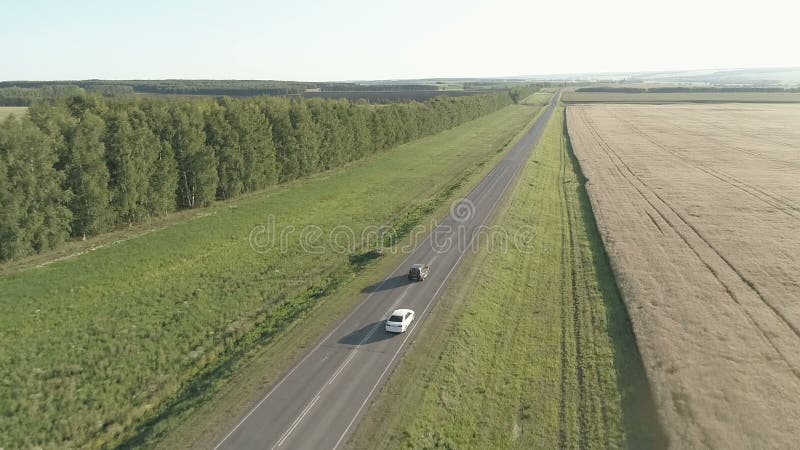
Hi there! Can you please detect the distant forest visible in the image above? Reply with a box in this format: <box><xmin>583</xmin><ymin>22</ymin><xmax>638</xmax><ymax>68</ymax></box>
<box><xmin>0</xmin><ymin>80</ymin><xmax>534</xmax><ymax>106</ymax></box>
<box><xmin>0</xmin><ymin>85</ymin><xmax>540</xmax><ymax>261</ymax></box>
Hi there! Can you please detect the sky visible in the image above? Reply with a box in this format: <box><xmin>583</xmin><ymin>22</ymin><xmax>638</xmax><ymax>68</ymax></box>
<box><xmin>1</xmin><ymin>0</ymin><xmax>798</xmax><ymax>81</ymax></box>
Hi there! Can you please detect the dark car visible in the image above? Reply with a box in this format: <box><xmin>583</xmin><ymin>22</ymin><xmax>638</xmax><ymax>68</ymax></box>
<box><xmin>408</xmin><ymin>263</ymin><xmax>430</xmax><ymax>281</ymax></box>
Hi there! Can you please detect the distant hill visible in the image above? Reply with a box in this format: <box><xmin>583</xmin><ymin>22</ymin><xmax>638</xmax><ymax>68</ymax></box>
<box><xmin>519</xmin><ymin>67</ymin><xmax>800</xmax><ymax>87</ymax></box>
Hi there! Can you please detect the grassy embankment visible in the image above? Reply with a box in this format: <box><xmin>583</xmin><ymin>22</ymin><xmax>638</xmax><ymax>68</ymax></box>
<box><xmin>562</xmin><ymin>91</ymin><xmax>800</xmax><ymax>103</ymax></box>
<box><xmin>350</xmin><ymin>107</ymin><xmax>666</xmax><ymax>449</ymax></box>
<box><xmin>0</xmin><ymin>98</ymin><xmax>545</xmax><ymax>449</ymax></box>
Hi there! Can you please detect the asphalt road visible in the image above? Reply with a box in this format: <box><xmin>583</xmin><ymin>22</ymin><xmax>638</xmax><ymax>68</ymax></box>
<box><xmin>214</xmin><ymin>91</ymin><xmax>560</xmax><ymax>450</ymax></box>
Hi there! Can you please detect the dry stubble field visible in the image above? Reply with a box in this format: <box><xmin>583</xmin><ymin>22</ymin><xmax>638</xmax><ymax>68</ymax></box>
<box><xmin>566</xmin><ymin>104</ymin><xmax>800</xmax><ymax>448</ymax></box>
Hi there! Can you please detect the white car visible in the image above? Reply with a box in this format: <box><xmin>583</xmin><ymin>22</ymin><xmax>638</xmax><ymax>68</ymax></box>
<box><xmin>385</xmin><ymin>308</ymin><xmax>415</xmax><ymax>333</ymax></box>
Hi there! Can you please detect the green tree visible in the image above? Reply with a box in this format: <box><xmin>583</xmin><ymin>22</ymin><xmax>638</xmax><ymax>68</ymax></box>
<box><xmin>65</xmin><ymin>112</ymin><xmax>114</xmax><ymax>238</ymax></box>
<box><xmin>349</xmin><ymin>104</ymin><xmax>372</xmax><ymax>160</ymax></box>
<box><xmin>0</xmin><ymin>116</ymin><xmax>72</xmax><ymax>260</ymax></box>
<box><xmin>169</xmin><ymin>102</ymin><xmax>218</xmax><ymax>208</ymax></box>
<box><xmin>308</xmin><ymin>99</ymin><xmax>343</xmax><ymax>170</ymax></box>
<box><xmin>204</xmin><ymin>100</ymin><xmax>244</xmax><ymax>200</ymax></box>
<box><xmin>262</xmin><ymin>98</ymin><xmax>299</xmax><ymax>182</ymax></box>
<box><xmin>30</xmin><ymin>95</ymin><xmax>116</xmax><ymax>237</ymax></box>
<box><xmin>139</xmin><ymin>100</ymin><xmax>179</xmax><ymax>216</ymax></box>
<box><xmin>104</xmin><ymin>106</ymin><xmax>160</xmax><ymax>224</ymax></box>
<box><xmin>66</xmin><ymin>93</ymin><xmax>107</xmax><ymax>119</ymax></box>
<box><xmin>28</xmin><ymin>102</ymin><xmax>78</xmax><ymax>170</ymax></box>
<box><xmin>332</xmin><ymin>100</ymin><xmax>355</xmax><ymax>163</ymax></box>
<box><xmin>232</xmin><ymin>100</ymin><xmax>276</xmax><ymax>191</ymax></box>
<box><xmin>289</xmin><ymin>100</ymin><xmax>321</xmax><ymax>176</ymax></box>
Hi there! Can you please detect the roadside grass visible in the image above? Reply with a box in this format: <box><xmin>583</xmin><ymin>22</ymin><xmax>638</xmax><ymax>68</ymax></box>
<box><xmin>0</xmin><ymin>106</ymin><xmax>28</xmax><ymax>120</ymax></box>
<box><xmin>561</xmin><ymin>91</ymin><xmax>800</xmax><ymax>103</ymax></box>
<box><xmin>521</xmin><ymin>91</ymin><xmax>553</xmax><ymax>107</ymax></box>
<box><xmin>349</xmin><ymin>107</ymin><xmax>665</xmax><ymax>449</ymax></box>
<box><xmin>0</xmin><ymin>102</ymin><xmax>543</xmax><ymax>450</ymax></box>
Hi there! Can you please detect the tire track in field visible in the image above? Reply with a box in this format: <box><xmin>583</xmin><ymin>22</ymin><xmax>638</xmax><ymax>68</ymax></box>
<box><xmin>574</xmin><ymin>107</ymin><xmax>800</xmax><ymax>380</ymax></box>
<box><xmin>700</xmin><ymin>130</ymin><xmax>800</xmax><ymax>171</ymax></box>
<box><xmin>578</xmin><ymin>107</ymin><xmax>800</xmax><ymax>372</ymax></box>
<box><xmin>675</xmin><ymin>112</ymin><xmax>800</xmax><ymax>170</ymax></box>
<box><xmin>607</xmin><ymin>109</ymin><xmax>800</xmax><ymax>343</ymax></box>
<box><xmin>644</xmin><ymin>210</ymin><xmax>665</xmax><ymax>235</ymax></box>
<box><xmin>557</xmin><ymin>174</ymin><xmax>573</xmax><ymax>450</ymax></box>
<box><xmin>644</xmin><ymin>112</ymin><xmax>800</xmax><ymax>211</ymax></box>
<box><xmin>611</xmin><ymin>109</ymin><xmax>800</xmax><ymax>220</ymax></box>
<box><xmin>508</xmin><ymin>219</ymin><xmax>537</xmax><ymax>443</ymax></box>
<box><xmin>620</xmin><ymin>110</ymin><xmax>800</xmax><ymax>217</ymax></box>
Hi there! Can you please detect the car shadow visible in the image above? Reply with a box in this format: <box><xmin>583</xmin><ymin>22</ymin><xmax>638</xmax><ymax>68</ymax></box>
<box><xmin>338</xmin><ymin>321</ymin><xmax>397</xmax><ymax>346</ymax></box>
<box><xmin>361</xmin><ymin>274</ymin><xmax>415</xmax><ymax>293</ymax></box>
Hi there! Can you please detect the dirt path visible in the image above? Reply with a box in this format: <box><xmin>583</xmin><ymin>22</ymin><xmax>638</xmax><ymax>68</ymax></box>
<box><xmin>567</xmin><ymin>104</ymin><xmax>800</xmax><ymax>449</ymax></box>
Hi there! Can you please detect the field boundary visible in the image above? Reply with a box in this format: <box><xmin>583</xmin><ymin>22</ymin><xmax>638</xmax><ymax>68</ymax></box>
<box><xmin>348</xmin><ymin>105</ymin><xmax>665</xmax><ymax>449</ymax></box>
<box><xmin>561</xmin><ymin>111</ymin><xmax>666</xmax><ymax>448</ymax></box>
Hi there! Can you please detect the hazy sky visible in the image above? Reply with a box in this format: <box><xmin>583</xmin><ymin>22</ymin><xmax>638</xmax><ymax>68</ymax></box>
<box><xmin>2</xmin><ymin>0</ymin><xmax>797</xmax><ymax>81</ymax></box>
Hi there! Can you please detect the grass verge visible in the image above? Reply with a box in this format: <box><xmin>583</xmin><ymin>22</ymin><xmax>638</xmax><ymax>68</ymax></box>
<box><xmin>349</xmin><ymin>106</ymin><xmax>666</xmax><ymax>449</ymax></box>
<box><xmin>0</xmin><ymin>101</ymin><xmax>544</xmax><ymax>449</ymax></box>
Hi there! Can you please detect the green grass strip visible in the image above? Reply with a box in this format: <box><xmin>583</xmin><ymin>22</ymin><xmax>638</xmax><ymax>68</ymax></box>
<box><xmin>350</xmin><ymin>106</ymin><xmax>665</xmax><ymax>449</ymax></box>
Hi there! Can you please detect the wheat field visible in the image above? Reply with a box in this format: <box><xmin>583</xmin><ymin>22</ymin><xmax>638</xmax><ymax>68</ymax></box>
<box><xmin>567</xmin><ymin>104</ymin><xmax>800</xmax><ymax>448</ymax></box>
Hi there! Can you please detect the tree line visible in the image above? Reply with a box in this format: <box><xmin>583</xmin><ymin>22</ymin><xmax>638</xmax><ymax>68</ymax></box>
<box><xmin>0</xmin><ymin>85</ymin><xmax>88</xmax><ymax>106</ymax></box>
<box><xmin>0</xmin><ymin>80</ymin><xmax>547</xmax><ymax>105</ymax></box>
<box><xmin>0</xmin><ymin>85</ymin><xmax>140</xmax><ymax>106</ymax></box>
<box><xmin>0</xmin><ymin>80</ymin><xmax>307</xmax><ymax>100</ymax></box>
<box><xmin>0</xmin><ymin>90</ymin><xmax>527</xmax><ymax>261</ymax></box>
<box><xmin>0</xmin><ymin>81</ymin><xmax>440</xmax><ymax>103</ymax></box>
